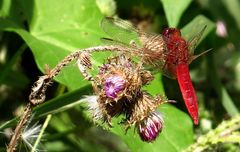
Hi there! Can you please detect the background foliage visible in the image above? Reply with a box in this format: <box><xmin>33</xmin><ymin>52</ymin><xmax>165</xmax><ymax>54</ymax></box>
<box><xmin>0</xmin><ymin>0</ymin><xmax>240</xmax><ymax>151</ymax></box>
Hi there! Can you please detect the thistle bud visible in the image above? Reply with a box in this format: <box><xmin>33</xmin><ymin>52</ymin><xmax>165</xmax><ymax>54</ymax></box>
<box><xmin>104</xmin><ymin>75</ymin><xmax>125</xmax><ymax>99</ymax></box>
<box><xmin>137</xmin><ymin>112</ymin><xmax>164</xmax><ymax>142</ymax></box>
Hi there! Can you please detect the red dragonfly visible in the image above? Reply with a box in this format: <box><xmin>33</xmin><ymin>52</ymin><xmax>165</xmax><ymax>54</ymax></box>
<box><xmin>101</xmin><ymin>17</ymin><xmax>208</xmax><ymax>125</ymax></box>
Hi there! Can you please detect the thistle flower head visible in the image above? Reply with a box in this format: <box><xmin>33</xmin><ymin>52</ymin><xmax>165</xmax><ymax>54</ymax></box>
<box><xmin>84</xmin><ymin>55</ymin><xmax>168</xmax><ymax>139</ymax></box>
<box><xmin>104</xmin><ymin>75</ymin><xmax>125</xmax><ymax>99</ymax></box>
<box><xmin>137</xmin><ymin>111</ymin><xmax>164</xmax><ymax>142</ymax></box>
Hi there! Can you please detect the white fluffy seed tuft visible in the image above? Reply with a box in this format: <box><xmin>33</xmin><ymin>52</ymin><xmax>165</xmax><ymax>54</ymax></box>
<box><xmin>80</xmin><ymin>95</ymin><xmax>104</xmax><ymax>121</ymax></box>
<box><xmin>21</xmin><ymin>122</ymin><xmax>43</xmax><ymax>152</ymax></box>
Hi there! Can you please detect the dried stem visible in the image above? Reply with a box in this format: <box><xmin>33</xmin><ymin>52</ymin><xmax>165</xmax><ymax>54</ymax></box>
<box><xmin>7</xmin><ymin>103</ymin><xmax>32</xmax><ymax>152</ymax></box>
<box><xmin>29</xmin><ymin>45</ymin><xmax>133</xmax><ymax>105</ymax></box>
<box><xmin>7</xmin><ymin>45</ymin><xmax>134</xmax><ymax>152</ymax></box>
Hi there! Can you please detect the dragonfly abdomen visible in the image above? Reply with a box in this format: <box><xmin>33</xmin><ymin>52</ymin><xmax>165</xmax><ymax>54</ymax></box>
<box><xmin>176</xmin><ymin>63</ymin><xmax>199</xmax><ymax>125</ymax></box>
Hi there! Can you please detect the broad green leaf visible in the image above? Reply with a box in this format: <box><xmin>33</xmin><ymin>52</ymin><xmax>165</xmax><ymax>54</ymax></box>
<box><xmin>0</xmin><ymin>0</ymin><xmax>105</xmax><ymax>90</ymax></box>
<box><xmin>181</xmin><ymin>15</ymin><xmax>215</xmax><ymax>55</ymax></box>
<box><xmin>143</xmin><ymin>73</ymin><xmax>164</xmax><ymax>95</ymax></box>
<box><xmin>181</xmin><ymin>15</ymin><xmax>215</xmax><ymax>42</ymax></box>
<box><xmin>110</xmin><ymin>105</ymin><xmax>194</xmax><ymax>152</ymax></box>
<box><xmin>160</xmin><ymin>0</ymin><xmax>192</xmax><ymax>27</ymax></box>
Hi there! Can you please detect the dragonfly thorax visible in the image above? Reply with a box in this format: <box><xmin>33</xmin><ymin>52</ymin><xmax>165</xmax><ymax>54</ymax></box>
<box><xmin>162</xmin><ymin>28</ymin><xmax>191</xmax><ymax>77</ymax></box>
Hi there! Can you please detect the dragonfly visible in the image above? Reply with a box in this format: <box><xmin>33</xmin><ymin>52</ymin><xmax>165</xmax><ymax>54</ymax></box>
<box><xmin>101</xmin><ymin>17</ymin><xmax>209</xmax><ymax>125</ymax></box>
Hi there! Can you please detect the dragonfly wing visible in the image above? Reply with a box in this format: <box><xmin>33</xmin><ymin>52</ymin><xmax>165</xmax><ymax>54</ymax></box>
<box><xmin>187</xmin><ymin>25</ymin><xmax>207</xmax><ymax>55</ymax></box>
<box><xmin>100</xmin><ymin>37</ymin><xmax>133</xmax><ymax>47</ymax></box>
<box><xmin>100</xmin><ymin>37</ymin><xmax>139</xmax><ymax>55</ymax></box>
<box><xmin>101</xmin><ymin>17</ymin><xmax>143</xmax><ymax>48</ymax></box>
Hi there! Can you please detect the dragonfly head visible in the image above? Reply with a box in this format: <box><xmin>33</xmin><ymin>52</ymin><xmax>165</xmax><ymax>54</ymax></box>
<box><xmin>162</xmin><ymin>28</ymin><xmax>181</xmax><ymax>38</ymax></box>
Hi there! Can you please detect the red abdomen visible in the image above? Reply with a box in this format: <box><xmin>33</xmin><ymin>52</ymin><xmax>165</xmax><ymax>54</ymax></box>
<box><xmin>176</xmin><ymin>64</ymin><xmax>198</xmax><ymax>125</ymax></box>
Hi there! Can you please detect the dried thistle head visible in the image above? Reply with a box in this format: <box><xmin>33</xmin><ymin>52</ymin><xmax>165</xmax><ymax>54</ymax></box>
<box><xmin>124</xmin><ymin>92</ymin><xmax>168</xmax><ymax>142</ymax></box>
<box><xmin>95</xmin><ymin>55</ymin><xmax>153</xmax><ymax>102</ymax></box>
<box><xmin>82</xmin><ymin>54</ymin><xmax>169</xmax><ymax>141</ymax></box>
<box><xmin>126</xmin><ymin>92</ymin><xmax>167</xmax><ymax>127</ymax></box>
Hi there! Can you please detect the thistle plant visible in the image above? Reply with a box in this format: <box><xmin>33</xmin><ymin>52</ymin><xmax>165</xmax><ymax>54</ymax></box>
<box><xmin>7</xmin><ymin>46</ymin><xmax>170</xmax><ymax>151</ymax></box>
<box><xmin>81</xmin><ymin>55</ymin><xmax>170</xmax><ymax>141</ymax></box>
<box><xmin>7</xmin><ymin>46</ymin><xmax>133</xmax><ymax>152</ymax></box>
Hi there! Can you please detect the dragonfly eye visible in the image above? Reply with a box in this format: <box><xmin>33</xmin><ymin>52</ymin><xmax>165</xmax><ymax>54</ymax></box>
<box><xmin>162</xmin><ymin>28</ymin><xmax>181</xmax><ymax>38</ymax></box>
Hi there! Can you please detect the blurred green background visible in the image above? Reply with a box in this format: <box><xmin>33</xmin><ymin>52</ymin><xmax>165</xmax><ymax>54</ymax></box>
<box><xmin>0</xmin><ymin>0</ymin><xmax>239</xmax><ymax>151</ymax></box>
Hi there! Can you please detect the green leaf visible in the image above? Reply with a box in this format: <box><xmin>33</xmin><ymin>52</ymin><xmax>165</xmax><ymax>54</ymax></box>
<box><xmin>143</xmin><ymin>73</ymin><xmax>165</xmax><ymax>95</ymax></box>
<box><xmin>110</xmin><ymin>105</ymin><xmax>194</xmax><ymax>152</ymax></box>
<box><xmin>180</xmin><ymin>15</ymin><xmax>215</xmax><ymax>56</ymax></box>
<box><xmin>0</xmin><ymin>44</ymin><xmax>27</xmax><ymax>85</ymax></box>
<box><xmin>181</xmin><ymin>15</ymin><xmax>215</xmax><ymax>42</ymax></box>
<box><xmin>207</xmin><ymin>54</ymin><xmax>239</xmax><ymax>116</ymax></box>
<box><xmin>0</xmin><ymin>0</ymin><xmax>105</xmax><ymax>90</ymax></box>
<box><xmin>0</xmin><ymin>86</ymin><xmax>92</xmax><ymax>130</ymax></box>
<box><xmin>0</xmin><ymin>0</ymin><xmax>23</xmax><ymax>25</ymax></box>
<box><xmin>160</xmin><ymin>0</ymin><xmax>192</xmax><ymax>27</ymax></box>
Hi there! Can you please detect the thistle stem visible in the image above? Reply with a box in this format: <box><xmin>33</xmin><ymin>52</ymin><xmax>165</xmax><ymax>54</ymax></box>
<box><xmin>7</xmin><ymin>103</ymin><xmax>32</xmax><ymax>152</ymax></box>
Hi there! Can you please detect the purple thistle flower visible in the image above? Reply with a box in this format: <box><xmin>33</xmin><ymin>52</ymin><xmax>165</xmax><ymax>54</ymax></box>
<box><xmin>137</xmin><ymin>111</ymin><xmax>164</xmax><ymax>142</ymax></box>
<box><xmin>104</xmin><ymin>75</ymin><xmax>125</xmax><ymax>99</ymax></box>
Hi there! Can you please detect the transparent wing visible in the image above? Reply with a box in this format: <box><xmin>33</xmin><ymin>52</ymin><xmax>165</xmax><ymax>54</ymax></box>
<box><xmin>100</xmin><ymin>37</ymin><xmax>136</xmax><ymax>48</ymax></box>
<box><xmin>101</xmin><ymin>17</ymin><xmax>143</xmax><ymax>48</ymax></box>
<box><xmin>187</xmin><ymin>25</ymin><xmax>207</xmax><ymax>55</ymax></box>
<box><xmin>101</xmin><ymin>17</ymin><xmax>168</xmax><ymax>74</ymax></box>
